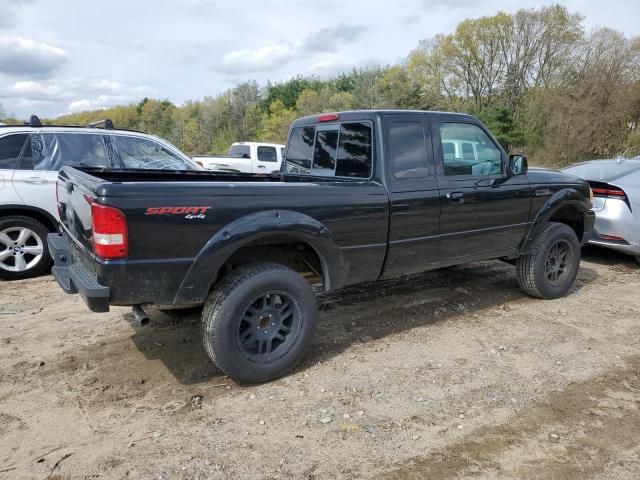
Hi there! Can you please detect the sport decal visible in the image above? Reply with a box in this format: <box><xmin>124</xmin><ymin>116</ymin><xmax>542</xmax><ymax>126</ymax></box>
<box><xmin>145</xmin><ymin>206</ymin><xmax>211</xmax><ymax>219</ymax></box>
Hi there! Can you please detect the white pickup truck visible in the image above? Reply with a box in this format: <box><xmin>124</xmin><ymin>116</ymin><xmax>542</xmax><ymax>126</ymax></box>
<box><xmin>193</xmin><ymin>142</ymin><xmax>285</xmax><ymax>174</ymax></box>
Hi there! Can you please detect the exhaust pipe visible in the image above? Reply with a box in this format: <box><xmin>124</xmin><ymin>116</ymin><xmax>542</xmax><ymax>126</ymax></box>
<box><xmin>132</xmin><ymin>304</ymin><xmax>150</xmax><ymax>327</ymax></box>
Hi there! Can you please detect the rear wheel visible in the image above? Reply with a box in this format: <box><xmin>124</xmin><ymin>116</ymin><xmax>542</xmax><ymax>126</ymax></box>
<box><xmin>516</xmin><ymin>222</ymin><xmax>581</xmax><ymax>299</ymax></box>
<box><xmin>201</xmin><ymin>262</ymin><xmax>318</xmax><ymax>384</ymax></box>
<box><xmin>0</xmin><ymin>216</ymin><xmax>52</xmax><ymax>280</ymax></box>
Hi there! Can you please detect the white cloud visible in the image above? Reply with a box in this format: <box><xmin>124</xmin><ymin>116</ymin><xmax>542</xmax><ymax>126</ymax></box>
<box><xmin>2</xmin><ymin>78</ymin><xmax>155</xmax><ymax>116</ymax></box>
<box><xmin>218</xmin><ymin>23</ymin><xmax>368</xmax><ymax>75</ymax></box>
<box><xmin>221</xmin><ymin>42</ymin><xmax>296</xmax><ymax>74</ymax></box>
<box><xmin>0</xmin><ymin>36</ymin><xmax>67</xmax><ymax>76</ymax></box>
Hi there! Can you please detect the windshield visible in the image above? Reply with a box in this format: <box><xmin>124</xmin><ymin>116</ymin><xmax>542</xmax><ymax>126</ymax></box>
<box><xmin>229</xmin><ymin>145</ymin><xmax>250</xmax><ymax>158</ymax></box>
<box><xmin>111</xmin><ymin>136</ymin><xmax>195</xmax><ymax>170</ymax></box>
<box><xmin>563</xmin><ymin>159</ymin><xmax>640</xmax><ymax>182</ymax></box>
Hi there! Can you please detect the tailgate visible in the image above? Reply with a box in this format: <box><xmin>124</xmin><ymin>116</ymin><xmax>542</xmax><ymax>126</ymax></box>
<box><xmin>56</xmin><ymin>166</ymin><xmax>103</xmax><ymax>255</ymax></box>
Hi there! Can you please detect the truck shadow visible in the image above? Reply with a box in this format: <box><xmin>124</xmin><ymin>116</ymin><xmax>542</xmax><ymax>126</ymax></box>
<box><xmin>128</xmin><ymin>260</ymin><xmax>599</xmax><ymax>385</ymax></box>
<box><xmin>581</xmin><ymin>245</ymin><xmax>639</xmax><ymax>269</ymax></box>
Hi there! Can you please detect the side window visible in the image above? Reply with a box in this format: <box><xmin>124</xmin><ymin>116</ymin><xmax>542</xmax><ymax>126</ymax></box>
<box><xmin>336</xmin><ymin>123</ymin><xmax>372</xmax><ymax>178</ymax></box>
<box><xmin>111</xmin><ymin>136</ymin><xmax>194</xmax><ymax>170</ymax></box>
<box><xmin>388</xmin><ymin>122</ymin><xmax>429</xmax><ymax>179</ymax></box>
<box><xmin>280</xmin><ymin>147</ymin><xmax>285</xmax><ymax>160</ymax></box>
<box><xmin>257</xmin><ymin>146</ymin><xmax>278</xmax><ymax>162</ymax></box>
<box><xmin>28</xmin><ymin>133</ymin><xmax>108</xmax><ymax>170</ymax></box>
<box><xmin>440</xmin><ymin>123</ymin><xmax>502</xmax><ymax>176</ymax></box>
<box><xmin>0</xmin><ymin>134</ymin><xmax>28</xmax><ymax>170</ymax></box>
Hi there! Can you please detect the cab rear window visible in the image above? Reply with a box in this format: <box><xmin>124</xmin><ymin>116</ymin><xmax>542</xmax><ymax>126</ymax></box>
<box><xmin>285</xmin><ymin>122</ymin><xmax>372</xmax><ymax>178</ymax></box>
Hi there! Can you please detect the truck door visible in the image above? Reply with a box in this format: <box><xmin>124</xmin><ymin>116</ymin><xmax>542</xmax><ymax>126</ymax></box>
<box><xmin>255</xmin><ymin>145</ymin><xmax>280</xmax><ymax>174</ymax></box>
<box><xmin>0</xmin><ymin>133</ymin><xmax>28</xmax><ymax>198</ymax></box>
<box><xmin>380</xmin><ymin>114</ymin><xmax>440</xmax><ymax>279</ymax></box>
<box><xmin>431</xmin><ymin>116</ymin><xmax>532</xmax><ymax>260</ymax></box>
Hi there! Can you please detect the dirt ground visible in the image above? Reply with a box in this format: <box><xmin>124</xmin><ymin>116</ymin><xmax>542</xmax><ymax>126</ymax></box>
<box><xmin>1</xmin><ymin>247</ymin><xmax>640</xmax><ymax>480</ymax></box>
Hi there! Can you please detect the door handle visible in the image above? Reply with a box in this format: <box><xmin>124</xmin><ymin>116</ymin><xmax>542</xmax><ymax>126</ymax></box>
<box><xmin>257</xmin><ymin>165</ymin><xmax>266</xmax><ymax>168</ymax></box>
<box><xmin>22</xmin><ymin>177</ymin><xmax>48</xmax><ymax>185</ymax></box>
<box><xmin>446</xmin><ymin>191</ymin><xmax>465</xmax><ymax>203</ymax></box>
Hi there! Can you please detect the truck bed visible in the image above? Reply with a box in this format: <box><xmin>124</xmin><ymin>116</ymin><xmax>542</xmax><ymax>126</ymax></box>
<box><xmin>54</xmin><ymin>165</ymin><xmax>390</xmax><ymax>309</ymax></box>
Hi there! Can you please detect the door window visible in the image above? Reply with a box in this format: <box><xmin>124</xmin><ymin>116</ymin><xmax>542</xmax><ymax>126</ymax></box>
<box><xmin>388</xmin><ymin>122</ymin><xmax>429</xmax><ymax>179</ymax></box>
<box><xmin>25</xmin><ymin>132</ymin><xmax>108</xmax><ymax>170</ymax></box>
<box><xmin>0</xmin><ymin>134</ymin><xmax>28</xmax><ymax>170</ymax></box>
<box><xmin>440</xmin><ymin>123</ymin><xmax>502</xmax><ymax>176</ymax></box>
<box><xmin>257</xmin><ymin>146</ymin><xmax>278</xmax><ymax>162</ymax></box>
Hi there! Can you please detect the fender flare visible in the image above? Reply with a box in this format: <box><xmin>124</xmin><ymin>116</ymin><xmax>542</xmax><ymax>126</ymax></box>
<box><xmin>172</xmin><ymin>209</ymin><xmax>346</xmax><ymax>305</ymax></box>
<box><xmin>519</xmin><ymin>188</ymin><xmax>589</xmax><ymax>255</ymax></box>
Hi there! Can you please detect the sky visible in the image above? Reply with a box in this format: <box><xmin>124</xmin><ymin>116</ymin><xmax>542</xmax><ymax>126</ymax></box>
<box><xmin>0</xmin><ymin>0</ymin><xmax>638</xmax><ymax>119</ymax></box>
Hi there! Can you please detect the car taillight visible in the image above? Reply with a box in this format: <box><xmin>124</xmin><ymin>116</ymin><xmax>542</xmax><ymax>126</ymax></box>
<box><xmin>591</xmin><ymin>187</ymin><xmax>626</xmax><ymax>197</ymax></box>
<box><xmin>194</xmin><ymin>159</ymin><xmax>203</xmax><ymax>167</ymax></box>
<box><xmin>589</xmin><ymin>181</ymin><xmax>631</xmax><ymax>209</ymax></box>
<box><xmin>91</xmin><ymin>203</ymin><xmax>128</xmax><ymax>259</ymax></box>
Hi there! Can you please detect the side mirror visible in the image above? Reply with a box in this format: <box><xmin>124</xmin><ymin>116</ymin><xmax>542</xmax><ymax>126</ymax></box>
<box><xmin>508</xmin><ymin>154</ymin><xmax>528</xmax><ymax>176</ymax></box>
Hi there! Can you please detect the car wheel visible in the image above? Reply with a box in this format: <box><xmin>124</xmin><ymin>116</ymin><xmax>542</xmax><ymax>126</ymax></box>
<box><xmin>201</xmin><ymin>262</ymin><xmax>318</xmax><ymax>384</ymax></box>
<box><xmin>0</xmin><ymin>216</ymin><xmax>52</xmax><ymax>280</ymax></box>
<box><xmin>516</xmin><ymin>222</ymin><xmax>581</xmax><ymax>299</ymax></box>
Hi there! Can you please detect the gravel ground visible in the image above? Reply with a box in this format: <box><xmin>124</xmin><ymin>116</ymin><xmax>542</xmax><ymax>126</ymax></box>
<box><xmin>1</xmin><ymin>247</ymin><xmax>639</xmax><ymax>479</ymax></box>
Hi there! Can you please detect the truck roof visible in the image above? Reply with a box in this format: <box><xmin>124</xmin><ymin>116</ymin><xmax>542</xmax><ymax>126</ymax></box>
<box><xmin>230</xmin><ymin>141</ymin><xmax>285</xmax><ymax>148</ymax></box>
<box><xmin>291</xmin><ymin>109</ymin><xmax>478</xmax><ymax>126</ymax></box>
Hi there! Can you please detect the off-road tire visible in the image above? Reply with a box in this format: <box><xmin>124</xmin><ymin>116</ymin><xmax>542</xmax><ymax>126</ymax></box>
<box><xmin>0</xmin><ymin>216</ymin><xmax>52</xmax><ymax>280</ymax></box>
<box><xmin>516</xmin><ymin>222</ymin><xmax>581</xmax><ymax>299</ymax></box>
<box><xmin>201</xmin><ymin>262</ymin><xmax>318</xmax><ymax>384</ymax></box>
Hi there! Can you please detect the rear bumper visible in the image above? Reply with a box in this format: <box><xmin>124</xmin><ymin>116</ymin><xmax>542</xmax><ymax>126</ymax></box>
<box><xmin>586</xmin><ymin>197</ymin><xmax>640</xmax><ymax>255</ymax></box>
<box><xmin>48</xmin><ymin>233</ymin><xmax>110</xmax><ymax>313</ymax></box>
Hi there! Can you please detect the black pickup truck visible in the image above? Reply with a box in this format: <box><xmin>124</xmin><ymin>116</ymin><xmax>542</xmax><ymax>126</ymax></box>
<box><xmin>49</xmin><ymin>110</ymin><xmax>595</xmax><ymax>383</ymax></box>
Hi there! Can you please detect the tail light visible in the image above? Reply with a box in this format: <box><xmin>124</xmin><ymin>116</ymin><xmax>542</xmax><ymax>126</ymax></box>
<box><xmin>91</xmin><ymin>203</ymin><xmax>128</xmax><ymax>259</ymax></box>
<box><xmin>194</xmin><ymin>159</ymin><xmax>204</xmax><ymax>167</ymax></box>
<box><xmin>591</xmin><ymin>186</ymin><xmax>626</xmax><ymax>197</ymax></box>
<box><xmin>589</xmin><ymin>181</ymin><xmax>630</xmax><ymax>209</ymax></box>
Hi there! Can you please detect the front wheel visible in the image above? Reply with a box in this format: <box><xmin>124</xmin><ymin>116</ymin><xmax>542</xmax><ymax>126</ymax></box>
<box><xmin>0</xmin><ymin>216</ymin><xmax>52</xmax><ymax>280</ymax></box>
<box><xmin>201</xmin><ymin>262</ymin><xmax>318</xmax><ymax>384</ymax></box>
<box><xmin>516</xmin><ymin>222</ymin><xmax>581</xmax><ymax>299</ymax></box>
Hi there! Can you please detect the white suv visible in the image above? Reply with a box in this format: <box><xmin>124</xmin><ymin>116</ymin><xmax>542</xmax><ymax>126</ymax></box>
<box><xmin>0</xmin><ymin>116</ymin><xmax>199</xmax><ymax>280</ymax></box>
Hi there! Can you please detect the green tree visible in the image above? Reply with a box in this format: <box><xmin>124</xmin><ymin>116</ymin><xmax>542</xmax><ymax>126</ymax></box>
<box><xmin>259</xmin><ymin>100</ymin><xmax>297</xmax><ymax>143</ymax></box>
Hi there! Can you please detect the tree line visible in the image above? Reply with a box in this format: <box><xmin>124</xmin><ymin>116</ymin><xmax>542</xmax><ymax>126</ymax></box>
<box><xmin>3</xmin><ymin>5</ymin><xmax>639</xmax><ymax>166</ymax></box>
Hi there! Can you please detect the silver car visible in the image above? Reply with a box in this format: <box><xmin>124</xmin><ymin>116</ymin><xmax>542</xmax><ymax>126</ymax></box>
<box><xmin>563</xmin><ymin>157</ymin><xmax>640</xmax><ymax>264</ymax></box>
